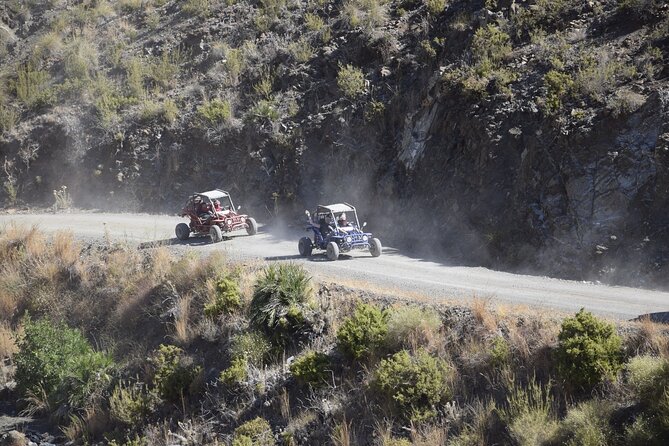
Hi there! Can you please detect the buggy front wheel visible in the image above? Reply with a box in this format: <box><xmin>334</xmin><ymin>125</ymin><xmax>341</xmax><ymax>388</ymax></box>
<box><xmin>326</xmin><ymin>241</ymin><xmax>339</xmax><ymax>261</ymax></box>
<box><xmin>175</xmin><ymin>223</ymin><xmax>190</xmax><ymax>241</ymax></box>
<box><xmin>246</xmin><ymin>217</ymin><xmax>258</xmax><ymax>235</ymax></box>
<box><xmin>298</xmin><ymin>237</ymin><xmax>313</xmax><ymax>257</ymax></box>
<box><xmin>210</xmin><ymin>225</ymin><xmax>223</xmax><ymax>243</ymax></box>
<box><xmin>369</xmin><ymin>238</ymin><xmax>382</xmax><ymax>257</ymax></box>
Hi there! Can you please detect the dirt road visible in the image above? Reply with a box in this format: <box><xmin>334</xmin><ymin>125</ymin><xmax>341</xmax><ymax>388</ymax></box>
<box><xmin>1</xmin><ymin>212</ymin><xmax>667</xmax><ymax>321</ymax></box>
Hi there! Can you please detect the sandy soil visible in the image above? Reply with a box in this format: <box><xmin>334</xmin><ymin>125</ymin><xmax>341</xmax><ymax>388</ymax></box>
<box><xmin>0</xmin><ymin>211</ymin><xmax>667</xmax><ymax>321</ymax></box>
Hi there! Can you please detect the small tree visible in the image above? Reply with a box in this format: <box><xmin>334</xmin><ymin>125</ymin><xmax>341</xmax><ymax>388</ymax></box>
<box><xmin>556</xmin><ymin>309</ymin><xmax>623</xmax><ymax>391</ymax></box>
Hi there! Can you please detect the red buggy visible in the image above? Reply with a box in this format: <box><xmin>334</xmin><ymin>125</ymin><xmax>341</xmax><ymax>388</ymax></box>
<box><xmin>175</xmin><ymin>189</ymin><xmax>258</xmax><ymax>243</ymax></box>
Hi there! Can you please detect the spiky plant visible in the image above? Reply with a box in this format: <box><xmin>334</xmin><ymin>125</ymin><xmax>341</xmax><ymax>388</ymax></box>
<box><xmin>249</xmin><ymin>263</ymin><xmax>313</xmax><ymax>346</ymax></box>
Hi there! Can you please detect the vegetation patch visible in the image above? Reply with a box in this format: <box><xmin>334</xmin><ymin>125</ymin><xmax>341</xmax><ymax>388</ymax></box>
<box><xmin>556</xmin><ymin>309</ymin><xmax>623</xmax><ymax>392</ymax></box>
<box><xmin>373</xmin><ymin>349</ymin><xmax>451</xmax><ymax>422</ymax></box>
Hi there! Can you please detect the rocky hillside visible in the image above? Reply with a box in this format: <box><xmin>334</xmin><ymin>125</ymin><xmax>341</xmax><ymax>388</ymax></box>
<box><xmin>1</xmin><ymin>0</ymin><xmax>668</xmax><ymax>284</ymax></box>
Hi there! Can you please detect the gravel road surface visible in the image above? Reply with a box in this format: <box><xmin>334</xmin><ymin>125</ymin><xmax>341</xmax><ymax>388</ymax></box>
<box><xmin>0</xmin><ymin>212</ymin><xmax>667</xmax><ymax>321</ymax></box>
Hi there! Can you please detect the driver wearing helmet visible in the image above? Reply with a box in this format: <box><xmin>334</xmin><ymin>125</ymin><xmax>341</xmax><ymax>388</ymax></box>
<box><xmin>338</xmin><ymin>213</ymin><xmax>353</xmax><ymax>231</ymax></box>
<box><xmin>337</xmin><ymin>213</ymin><xmax>346</xmax><ymax>226</ymax></box>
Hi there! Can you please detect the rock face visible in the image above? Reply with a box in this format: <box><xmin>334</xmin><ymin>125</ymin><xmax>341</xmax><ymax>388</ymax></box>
<box><xmin>0</xmin><ymin>0</ymin><xmax>668</xmax><ymax>285</ymax></box>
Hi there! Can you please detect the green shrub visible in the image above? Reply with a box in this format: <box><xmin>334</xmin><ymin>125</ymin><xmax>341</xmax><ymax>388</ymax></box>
<box><xmin>627</xmin><ymin>355</ymin><xmax>669</xmax><ymax>407</ymax></box>
<box><xmin>229</xmin><ymin>331</ymin><xmax>272</xmax><ymax>366</ymax></box>
<box><xmin>290</xmin><ymin>351</ymin><xmax>330</xmax><ymax>387</ymax></box>
<box><xmin>220</xmin><ymin>357</ymin><xmax>248</xmax><ymax>386</ymax></box>
<box><xmin>222</xmin><ymin>46</ymin><xmax>245</xmax><ymax>85</ymax></box>
<box><xmin>150</xmin><ymin>344</ymin><xmax>201</xmax><ymax>402</ymax></box>
<box><xmin>556</xmin><ymin>399</ymin><xmax>613</xmax><ymax>446</ymax></box>
<box><xmin>556</xmin><ymin>309</ymin><xmax>623</xmax><ymax>391</ymax></box>
<box><xmin>182</xmin><ymin>0</ymin><xmax>211</xmax><ymax>17</ymax></box>
<box><xmin>233</xmin><ymin>417</ymin><xmax>273</xmax><ymax>446</ymax></box>
<box><xmin>543</xmin><ymin>70</ymin><xmax>574</xmax><ymax>112</ymax></box>
<box><xmin>338</xmin><ymin>302</ymin><xmax>388</xmax><ymax>359</ymax></box>
<box><xmin>384</xmin><ymin>439</ymin><xmax>412</xmax><ymax>446</ymax></box>
<box><xmin>471</xmin><ymin>24</ymin><xmax>511</xmax><ymax>65</ymax></box>
<box><xmin>14</xmin><ymin>64</ymin><xmax>54</xmax><ymax>108</ymax></box>
<box><xmin>337</xmin><ymin>64</ymin><xmax>366</xmax><ymax>99</ymax></box>
<box><xmin>204</xmin><ymin>276</ymin><xmax>242</xmax><ymax>317</ymax></box>
<box><xmin>289</xmin><ymin>37</ymin><xmax>314</xmax><ymax>63</ymax></box>
<box><xmin>489</xmin><ymin>336</ymin><xmax>510</xmax><ymax>367</ymax></box>
<box><xmin>249</xmin><ymin>263</ymin><xmax>313</xmax><ymax>346</ymax></box>
<box><xmin>373</xmin><ymin>349</ymin><xmax>451</xmax><ymax>422</ymax></box>
<box><xmin>364</xmin><ymin>99</ymin><xmax>385</xmax><ymax>122</ymax></box>
<box><xmin>139</xmin><ymin>99</ymin><xmax>176</xmax><ymax>124</ymax></box>
<box><xmin>149</xmin><ymin>49</ymin><xmax>184</xmax><ymax>91</ymax></box>
<box><xmin>0</xmin><ymin>105</ymin><xmax>17</xmax><ymax>134</ymax></box>
<box><xmin>14</xmin><ymin>316</ymin><xmax>114</xmax><ymax>411</ymax></box>
<box><xmin>425</xmin><ymin>0</ymin><xmax>446</xmax><ymax>15</ymax></box>
<box><xmin>249</xmin><ymin>98</ymin><xmax>280</xmax><ymax>122</ymax></box>
<box><xmin>109</xmin><ymin>381</ymin><xmax>154</xmax><ymax>427</ymax></box>
<box><xmin>125</xmin><ymin>57</ymin><xmax>146</xmax><ymax>98</ymax></box>
<box><xmin>198</xmin><ymin>98</ymin><xmax>232</xmax><ymax>125</ymax></box>
<box><xmin>304</xmin><ymin>12</ymin><xmax>324</xmax><ymax>31</ymax></box>
<box><xmin>384</xmin><ymin>305</ymin><xmax>441</xmax><ymax>352</ymax></box>
<box><xmin>64</xmin><ymin>37</ymin><xmax>98</xmax><ymax>80</ymax></box>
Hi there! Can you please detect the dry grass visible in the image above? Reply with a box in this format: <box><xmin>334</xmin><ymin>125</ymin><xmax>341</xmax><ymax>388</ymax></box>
<box><xmin>279</xmin><ymin>387</ymin><xmax>291</xmax><ymax>421</ymax></box>
<box><xmin>471</xmin><ymin>295</ymin><xmax>498</xmax><ymax>332</ymax></box>
<box><xmin>0</xmin><ymin>262</ymin><xmax>25</xmax><ymax>322</ymax></box>
<box><xmin>52</xmin><ymin>230</ymin><xmax>79</xmax><ymax>265</ymax></box>
<box><xmin>629</xmin><ymin>315</ymin><xmax>669</xmax><ymax>356</ymax></box>
<box><xmin>62</xmin><ymin>406</ymin><xmax>111</xmax><ymax>443</ymax></box>
<box><xmin>172</xmin><ymin>293</ymin><xmax>193</xmax><ymax>345</ymax></box>
<box><xmin>331</xmin><ymin>416</ymin><xmax>353</xmax><ymax>446</ymax></box>
<box><xmin>150</xmin><ymin>246</ymin><xmax>173</xmax><ymax>280</ymax></box>
<box><xmin>0</xmin><ymin>322</ymin><xmax>17</xmax><ymax>359</ymax></box>
<box><xmin>410</xmin><ymin>425</ymin><xmax>447</xmax><ymax>445</ymax></box>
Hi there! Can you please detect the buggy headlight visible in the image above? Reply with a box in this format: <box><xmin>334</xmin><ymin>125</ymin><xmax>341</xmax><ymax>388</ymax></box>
<box><xmin>226</xmin><ymin>219</ymin><xmax>232</xmax><ymax>225</ymax></box>
<box><xmin>362</xmin><ymin>235</ymin><xmax>368</xmax><ymax>241</ymax></box>
<box><xmin>346</xmin><ymin>236</ymin><xmax>352</xmax><ymax>243</ymax></box>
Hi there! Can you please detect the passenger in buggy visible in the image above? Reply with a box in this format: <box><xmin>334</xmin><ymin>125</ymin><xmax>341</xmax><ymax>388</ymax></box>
<box><xmin>338</xmin><ymin>213</ymin><xmax>354</xmax><ymax>232</ymax></box>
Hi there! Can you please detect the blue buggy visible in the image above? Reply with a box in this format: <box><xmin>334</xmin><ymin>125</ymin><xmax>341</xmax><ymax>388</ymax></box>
<box><xmin>298</xmin><ymin>203</ymin><xmax>382</xmax><ymax>261</ymax></box>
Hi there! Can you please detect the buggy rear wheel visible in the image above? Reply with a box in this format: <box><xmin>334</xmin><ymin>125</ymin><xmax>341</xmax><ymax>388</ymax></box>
<box><xmin>298</xmin><ymin>237</ymin><xmax>313</xmax><ymax>257</ymax></box>
<box><xmin>246</xmin><ymin>217</ymin><xmax>258</xmax><ymax>235</ymax></box>
<box><xmin>326</xmin><ymin>241</ymin><xmax>339</xmax><ymax>261</ymax></box>
<box><xmin>175</xmin><ymin>223</ymin><xmax>190</xmax><ymax>241</ymax></box>
<box><xmin>210</xmin><ymin>225</ymin><xmax>223</xmax><ymax>243</ymax></box>
<box><xmin>369</xmin><ymin>238</ymin><xmax>382</xmax><ymax>257</ymax></box>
